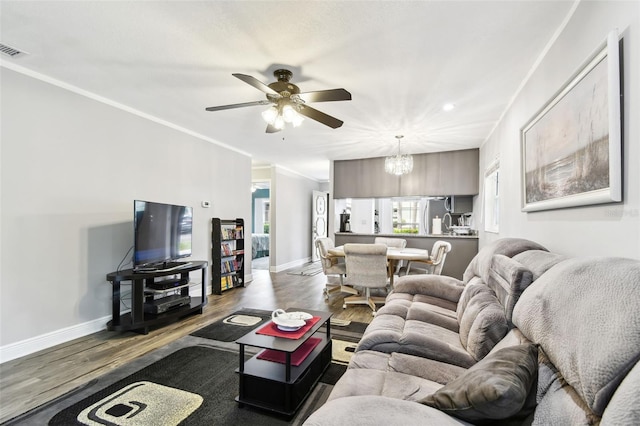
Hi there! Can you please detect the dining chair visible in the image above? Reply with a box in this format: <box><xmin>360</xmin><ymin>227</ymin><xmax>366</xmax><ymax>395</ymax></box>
<box><xmin>315</xmin><ymin>238</ymin><xmax>359</xmax><ymax>300</ymax></box>
<box><xmin>343</xmin><ymin>243</ymin><xmax>389</xmax><ymax>315</ymax></box>
<box><xmin>374</xmin><ymin>237</ymin><xmax>407</xmax><ymax>276</ymax></box>
<box><xmin>401</xmin><ymin>240</ymin><xmax>452</xmax><ymax>276</ymax></box>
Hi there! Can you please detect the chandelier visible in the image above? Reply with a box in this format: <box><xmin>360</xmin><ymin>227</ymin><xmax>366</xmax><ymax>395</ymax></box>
<box><xmin>261</xmin><ymin>99</ymin><xmax>304</xmax><ymax>130</ymax></box>
<box><xmin>385</xmin><ymin>135</ymin><xmax>413</xmax><ymax>175</ymax></box>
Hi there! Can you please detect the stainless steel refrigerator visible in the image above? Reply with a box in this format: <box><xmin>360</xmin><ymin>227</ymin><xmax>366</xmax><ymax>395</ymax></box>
<box><xmin>421</xmin><ymin>197</ymin><xmax>448</xmax><ymax>235</ymax></box>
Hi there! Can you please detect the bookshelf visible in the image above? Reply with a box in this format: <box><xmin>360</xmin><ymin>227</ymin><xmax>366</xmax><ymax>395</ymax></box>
<box><xmin>212</xmin><ymin>218</ymin><xmax>245</xmax><ymax>295</ymax></box>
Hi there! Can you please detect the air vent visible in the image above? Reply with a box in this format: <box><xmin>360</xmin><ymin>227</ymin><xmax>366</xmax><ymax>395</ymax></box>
<box><xmin>0</xmin><ymin>43</ymin><xmax>28</xmax><ymax>58</ymax></box>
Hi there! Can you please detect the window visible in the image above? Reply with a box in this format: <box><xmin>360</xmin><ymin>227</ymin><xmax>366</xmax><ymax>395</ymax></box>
<box><xmin>484</xmin><ymin>160</ymin><xmax>499</xmax><ymax>233</ymax></box>
<box><xmin>392</xmin><ymin>199</ymin><xmax>419</xmax><ymax>234</ymax></box>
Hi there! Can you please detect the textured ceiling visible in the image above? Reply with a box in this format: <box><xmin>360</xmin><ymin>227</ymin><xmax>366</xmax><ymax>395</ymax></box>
<box><xmin>1</xmin><ymin>1</ymin><xmax>575</xmax><ymax>181</ymax></box>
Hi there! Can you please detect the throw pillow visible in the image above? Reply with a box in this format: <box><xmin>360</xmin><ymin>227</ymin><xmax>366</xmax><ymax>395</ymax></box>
<box><xmin>419</xmin><ymin>343</ymin><xmax>538</xmax><ymax>422</ymax></box>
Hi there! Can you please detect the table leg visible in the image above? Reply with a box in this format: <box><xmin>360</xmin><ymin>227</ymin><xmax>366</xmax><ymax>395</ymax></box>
<box><xmin>238</xmin><ymin>344</ymin><xmax>245</xmax><ymax>401</ymax></box>
<box><xmin>388</xmin><ymin>259</ymin><xmax>396</xmax><ymax>287</ymax></box>
<box><xmin>285</xmin><ymin>352</ymin><xmax>291</xmax><ymax>382</ymax></box>
<box><xmin>111</xmin><ymin>280</ymin><xmax>121</xmax><ymax>326</ymax></box>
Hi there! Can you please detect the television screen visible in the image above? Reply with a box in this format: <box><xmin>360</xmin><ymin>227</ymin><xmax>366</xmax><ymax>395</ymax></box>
<box><xmin>133</xmin><ymin>200</ymin><xmax>193</xmax><ymax>268</ymax></box>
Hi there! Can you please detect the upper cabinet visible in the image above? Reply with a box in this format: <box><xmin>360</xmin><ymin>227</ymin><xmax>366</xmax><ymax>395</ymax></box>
<box><xmin>334</xmin><ymin>149</ymin><xmax>479</xmax><ymax>198</ymax></box>
<box><xmin>334</xmin><ymin>157</ymin><xmax>401</xmax><ymax>198</ymax></box>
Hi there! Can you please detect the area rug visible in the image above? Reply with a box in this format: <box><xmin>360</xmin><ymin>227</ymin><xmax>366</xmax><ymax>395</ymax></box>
<box><xmin>190</xmin><ymin>308</ymin><xmax>272</xmax><ymax>342</ymax></box>
<box><xmin>322</xmin><ymin>320</ymin><xmax>369</xmax><ymax>343</ymax></box>
<box><xmin>36</xmin><ymin>344</ymin><xmax>342</xmax><ymax>426</ymax></box>
<box><xmin>285</xmin><ymin>262</ymin><xmax>323</xmax><ymax>276</ymax></box>
<box><xmin>332</xmin><ymin>339</ymin><xmax>358</xmax><ymax>364</ymax></box>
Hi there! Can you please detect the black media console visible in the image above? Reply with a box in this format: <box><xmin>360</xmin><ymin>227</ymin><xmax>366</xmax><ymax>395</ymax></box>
<box><xmin>106</xmin><ymin>261</ymin><xmax>207</xmax><ymax>334</ymax></box>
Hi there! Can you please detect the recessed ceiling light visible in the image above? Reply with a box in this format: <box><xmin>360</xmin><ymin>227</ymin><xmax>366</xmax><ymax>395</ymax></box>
<box><xmin>443</xmin><ymin>103</ymin><xmax>455</xmax><ymax>112</ymax></box>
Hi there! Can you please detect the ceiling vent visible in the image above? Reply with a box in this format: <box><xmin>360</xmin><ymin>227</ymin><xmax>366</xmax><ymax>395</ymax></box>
<box><xmin>0</xmin><ymin>43</ymin><xmax>28</xmax><ymax>58</ymax></box>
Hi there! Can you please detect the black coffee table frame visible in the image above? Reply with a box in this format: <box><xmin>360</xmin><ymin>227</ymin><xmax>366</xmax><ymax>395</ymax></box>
<box><xmin>235</xmin><ymin>308</ymin><xmax>332</xmax><ymax>417</ymax></box>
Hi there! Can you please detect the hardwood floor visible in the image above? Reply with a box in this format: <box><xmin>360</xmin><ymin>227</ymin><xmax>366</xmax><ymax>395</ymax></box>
<box><xmin>0</xmin><ymin>268</ymin><xmax>376</xmax><ymax>423</ymax></box>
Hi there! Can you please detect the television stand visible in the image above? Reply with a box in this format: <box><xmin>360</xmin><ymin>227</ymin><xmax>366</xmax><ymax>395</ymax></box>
<box><xmin>135</xmin><ymin>261</ymin><xmax>194</xmax><ymax>273</ymax></box>
<box><xmin>106</xmin><ymin>261</ymin><xmax>207</xmax><ymax>334</ymax></box>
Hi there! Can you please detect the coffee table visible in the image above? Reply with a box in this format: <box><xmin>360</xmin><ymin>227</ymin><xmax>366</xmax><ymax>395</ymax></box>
<box><xmin>235</xmin><ymin>308</ymin><xmax>332</xmax><ymax>417</ymax></box>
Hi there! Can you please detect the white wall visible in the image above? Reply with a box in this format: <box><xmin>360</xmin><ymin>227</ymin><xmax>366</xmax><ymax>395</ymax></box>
<box><xmin>477</xmin><ymin>1</ymin><xmax>640</xmax><ymax>258</ymax></box>
<box><xmin>0</xmin><ymin>68</ymin><xmax>252</xmax><ymax>360</ymax></box>
<box><xmin>271</xmin><ymin>166</ymin><xmax>321</xmax><ymax>271</ymax></box>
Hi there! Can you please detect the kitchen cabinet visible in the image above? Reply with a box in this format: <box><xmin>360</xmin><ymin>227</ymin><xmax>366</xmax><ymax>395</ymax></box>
<box><xmin>334</xmin><ymin>157</ymin><xmax>400</xmax><ymax>198</ymax></box>
<box><xmin>334</xmin><ymin>149</ymin><xmax>478</xmax><ymax>198</ymax></box>
<box><xmin>437</xmin><ymin>150</ymin><xmax>479</xmax><ymax>195</ymax></box>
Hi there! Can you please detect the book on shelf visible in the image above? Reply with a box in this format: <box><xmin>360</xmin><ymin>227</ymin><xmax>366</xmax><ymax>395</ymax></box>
<box><xmin>220</xmin><ymin>275</ymin><xmax>241</xmax><ymax>291</ymax></box>
<box><xmin>221</xmin><ymin>225</ymin><xmax>244</xmax><ymax>240</ymax></box>
<box><xmin>221</xmin><ymin>242</ymin><xmax>233</xmax><ymax>256</ymax></box>
<box><xmin>221</xmin><ymin>260</ymin><xmax>238</xmax><ymax>273</ymax></box>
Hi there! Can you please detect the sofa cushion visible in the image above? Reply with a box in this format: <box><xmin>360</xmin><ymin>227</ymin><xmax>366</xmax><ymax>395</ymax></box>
<box><xmin>328</xmin><ymin>368</ymin><xmax>442</xmax><ymax>402</ymax></box>
<box><xmin>601</xmin><ymin>360</ymin><xmax>640</xmax><ymax>425</ymax></box>
<box><xmin>531</xmin><ymin>347</ymin><xmax>598</xmax><ymax>425</ymax></box>
<box><xmin>513</xmin><ymin>257</ymin><xmax>640</xmax><ymax>417</ymax></box>
<box><xmin>487</xmin><ymin>250</ymin><xmax>565</xmax><ymax>328</ymax></box>
<box><xmin>487</xmin><ymin>254</ymin><xmax>533</xmax><ymax>327</ymax></box>
<box><xmin>378</xmin><ymin>298</ymin><xmax>459</xmax><ymax>331</ymax></box>
<box><xmin>512</xmin><ymin>249</ymin><xmax>566</xmax><ymax>281</ymax></box>
<box><xmin>462</xmin><ymin>238</ymin><xmax>547</xmax><ymax>284</ymax></box>
<box><xmin>420</xmin><ymin>343</ymin><xmax>538</xmax><ymax>422</ymax></box>
<box><xmin>349</xmin><ymin>350</ymin><xmax>467</xmax><ymax>385</ymax></box>
<box><xmin>457</xmin><ymin>284</ymin><xmax>509</xmax><ymax>361</ymax></box>
<box><xmin>304</xmin><ymin>395</ymin><xmax>474</xmax><ymax>426</ymax></box>
<box><xmin>356</xmin><ymin>312</ymin><xmax>477</xmax><ymax>368</ymax></box>
<box><xmin>391</xmin><ymin>274</ymin><xmax>465</xmax><ymax>310</ymax></box>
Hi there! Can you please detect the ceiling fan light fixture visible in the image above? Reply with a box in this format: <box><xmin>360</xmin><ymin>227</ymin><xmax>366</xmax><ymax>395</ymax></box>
<box><xmin>281</xmin><ymin>104</ymin><xmax>297</xmax><ymax>122</ymax></box>
<box><xmin>262</xmin><ymin>101</ymin><xmax>303</xmax><ymax>129</ymax></box>
<box><xmin>261</xmin><ymin>106</ymin><xmax>278</xmax><ymax>125</ymax></box>
<box><xmin>385</xmin><ymin>135</ymin><xmax>413</xmax><ymax>176</ymax></box>
<box><xmin>291</xmin><ymin>113</ymin><xmax>304</xmax><ymax>127</ymax></box>
<box><xmin>273</xmin><ymin>115</ymin><xmax>285</xmax><ymax>130</ymax></box>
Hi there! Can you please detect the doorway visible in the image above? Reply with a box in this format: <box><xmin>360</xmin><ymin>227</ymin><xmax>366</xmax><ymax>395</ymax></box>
<box><xmin>252</xmin><ymin>181</ymin><xmax>271</xmax><ymax>270</ymax></box>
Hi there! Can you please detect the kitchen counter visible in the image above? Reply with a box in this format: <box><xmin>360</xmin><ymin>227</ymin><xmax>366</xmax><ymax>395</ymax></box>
<box><xmin>334</xmin><ymin>233</ymin><xmax>478</xmax><ymax>280</ymax></box>
<box><xmin>335</xmin><ymin>232</ymin><xmax>478</xmax><ymax>239</ymax></box>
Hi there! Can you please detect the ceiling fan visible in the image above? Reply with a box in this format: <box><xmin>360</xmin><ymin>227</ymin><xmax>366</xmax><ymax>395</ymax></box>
<box><xmin>205</xmin><ymin>69</ymin><xmax>351</xmax><ymax>133</ymax></box>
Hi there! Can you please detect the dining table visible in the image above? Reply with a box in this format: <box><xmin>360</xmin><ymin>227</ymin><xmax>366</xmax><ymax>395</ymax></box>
<box><xmin>327</xmin><ymin>245</ymin><xmax>430</xmax><ymax>287</ymax></box>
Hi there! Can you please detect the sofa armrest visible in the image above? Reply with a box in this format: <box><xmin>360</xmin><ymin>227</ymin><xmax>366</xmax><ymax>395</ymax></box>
<box><xmin>393</xmin><ymin>274</ymin><xmax>465</xmax><ymax>304</ymax></box>
<box><xmin>303</xmin><ymin>395</ymin><xmax>472</xmax><ymax>426</ymax></box>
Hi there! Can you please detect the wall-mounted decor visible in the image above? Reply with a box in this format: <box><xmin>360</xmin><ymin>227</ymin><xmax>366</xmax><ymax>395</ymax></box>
<box><xmin>521</xmin><ymin>30</ymin><xmax>622</xmax><ymax>212</ymax></box>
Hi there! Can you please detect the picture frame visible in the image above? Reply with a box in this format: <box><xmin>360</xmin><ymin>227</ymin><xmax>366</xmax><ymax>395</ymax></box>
<box><xmin>521</xmin><ymin>30</ymin><xmax>622</xmax><ymax>212</ymax></box>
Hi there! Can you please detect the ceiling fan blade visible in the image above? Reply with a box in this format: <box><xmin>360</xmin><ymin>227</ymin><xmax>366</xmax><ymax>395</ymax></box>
<box><xmin>297</xmin><ymin>105</ymin><xmax>344</xmax><ymax>129</ymax></box>
<box><xmin>233</xmin><ymin>73</ymin><xmax>281</xmax><ymax>97</ymax></box>
<box><xmin>265</xmin><ymin>124</ymin><xmax>282</xmax><ymax>133</ymax></box>
<box><xmin>205</xmin><ymin>100</ymin><xmax>271</xmax><ymax>112</ymax></box>
<box><xmin>298</xmin><ymin>88</ymin><xmax>352</xmax><ymax>103</ymax></box>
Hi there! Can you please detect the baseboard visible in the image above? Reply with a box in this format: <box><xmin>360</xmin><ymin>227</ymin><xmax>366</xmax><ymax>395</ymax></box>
<box><xmin>0</xmin><ymin>315</ymin><xmax>110</xmax><ymax>364</ymax></box>
<box><xmin>273</xmin><ymin>257</ymin><xmax>312</xmax><ymax>273</ymax></box>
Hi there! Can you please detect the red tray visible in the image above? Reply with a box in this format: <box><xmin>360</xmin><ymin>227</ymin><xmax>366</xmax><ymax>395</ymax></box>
<box><xmin>255</xmin><ymin>316</ymin><xmax>321</xmax><ymax>340</ymax></box>
<box><xmin>257</xmin><ymin>337</ymin><xmax>321</xmax><ymax>366</ymax></box>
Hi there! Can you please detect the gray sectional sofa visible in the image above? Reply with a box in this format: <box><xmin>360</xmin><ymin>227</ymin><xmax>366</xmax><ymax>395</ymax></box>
<box><xmin>305</xmin><ymin>238</ymin><xmax>640</xmax><ymax>425</ymax></box>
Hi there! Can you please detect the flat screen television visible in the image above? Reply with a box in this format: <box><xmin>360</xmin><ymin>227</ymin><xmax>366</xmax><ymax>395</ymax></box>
<box><xmin>133</xmin><ymin>200</ymin><xmax>193</xmax><ymax>270</ymax></box>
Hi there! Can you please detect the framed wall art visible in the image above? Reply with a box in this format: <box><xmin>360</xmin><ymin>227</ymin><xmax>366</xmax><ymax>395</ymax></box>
<box><xmin>521</xmin><ymin>30</ymin><xmax>622</xmax><ymax>212</ymax></box>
